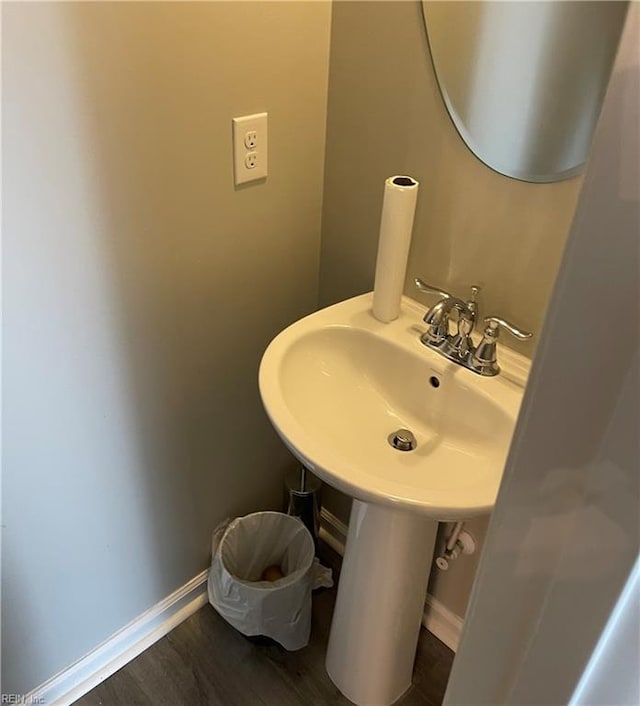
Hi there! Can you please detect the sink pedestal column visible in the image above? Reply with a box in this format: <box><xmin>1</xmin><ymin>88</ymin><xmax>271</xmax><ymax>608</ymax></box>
<box><xmin>326</xmin><ymin>500</ymin><xmax>438</xmax><ymax>706</ymax></box>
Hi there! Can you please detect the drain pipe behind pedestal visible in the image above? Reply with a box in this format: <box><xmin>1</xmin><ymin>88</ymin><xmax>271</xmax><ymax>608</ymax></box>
<box><xmin>435</xmin><ymin>522</ymin><xmax>476</xmax><ymax>570</ymax></box>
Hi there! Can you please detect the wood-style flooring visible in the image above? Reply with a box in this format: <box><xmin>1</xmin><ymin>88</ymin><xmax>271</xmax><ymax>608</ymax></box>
<box><xmin>77</xmin><ymin>557</ymin><xmax>454</xmax><ymax>706</ymax></box>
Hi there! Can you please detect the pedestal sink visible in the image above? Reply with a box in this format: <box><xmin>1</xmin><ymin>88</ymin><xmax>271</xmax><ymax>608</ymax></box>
<box><xmin>259</xmin><ymin>293</ymin><xmax>528</xmax><ymax>706</ymax></box>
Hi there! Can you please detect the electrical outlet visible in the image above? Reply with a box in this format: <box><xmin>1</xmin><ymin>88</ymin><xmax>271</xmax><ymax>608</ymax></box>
<box><xmin>232</xmin><ymin>113</ymin><xmax>267</xmax><ymax>185</ymax></box>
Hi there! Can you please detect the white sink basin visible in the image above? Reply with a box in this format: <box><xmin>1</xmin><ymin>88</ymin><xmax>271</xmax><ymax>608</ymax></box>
<box><xmin>259</xmin><ymin>292</ymin><xmax>529</xmax><ymax>706</ymax></box>
<box><xmin>259</xmin><ymin>292</ymin><xmax>526</xmax><ymax>520</ymax></box>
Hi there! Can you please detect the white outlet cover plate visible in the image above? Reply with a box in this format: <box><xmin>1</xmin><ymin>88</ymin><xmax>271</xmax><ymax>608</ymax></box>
<box><xmin>232</xmin><ymin>112</ymin><xmax>268</xmax><ymax>185</ymax></box>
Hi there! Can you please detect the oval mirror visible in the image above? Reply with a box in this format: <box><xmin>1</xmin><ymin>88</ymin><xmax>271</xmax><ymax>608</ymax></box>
<box><xmin>421</xmin><ymin>1</ymin><xmax>628</xmax><ymax>182</ymax></box>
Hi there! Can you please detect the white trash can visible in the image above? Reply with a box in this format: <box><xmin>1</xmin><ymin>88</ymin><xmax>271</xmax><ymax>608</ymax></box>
<box><xmin>207</xmin><ymin>511</ymin><xmax>315</xmax><ymax>651</ymax></box>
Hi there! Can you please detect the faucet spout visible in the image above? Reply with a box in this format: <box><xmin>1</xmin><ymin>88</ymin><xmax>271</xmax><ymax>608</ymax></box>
<box><xmin>423</xmin><ymin>296</ymin><xmax>475</xmax><ymax>346</ymax></box>
<box><xmin>425</xmin><ymin>296</ymin><xmax>469</xmax><ymax>322</ymax></box>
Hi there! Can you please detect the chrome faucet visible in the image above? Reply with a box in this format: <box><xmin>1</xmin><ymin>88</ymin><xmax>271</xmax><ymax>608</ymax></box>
<box><xmin>415</xmin><ymin>278</ymin><xmax>480</xmax><ymax>358</ymax></box>
<box><xmin>414</xmin><ymin>278</ymin><xmax>532</xmax><ymax>376</ymax></box>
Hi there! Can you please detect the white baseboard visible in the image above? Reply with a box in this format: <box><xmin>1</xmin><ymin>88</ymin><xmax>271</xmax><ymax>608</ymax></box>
<box><xmin>25</xmin><ymin>570</ymin><xmax>209</xmax><ymax>706</ymax></box>
<box><xmin>319</xmin><ymin>507</ymin><xmax>463</xmax><ymax>652</ymax></box>
<box><xmin>422</xmin><ymin>594</ymin><xmax>464</xmax><ymax>652</ymax></box>
<box><xmin>319</xmin><ymin>507</ymin><xmax>348</xmax><ymax>556</ymax></box>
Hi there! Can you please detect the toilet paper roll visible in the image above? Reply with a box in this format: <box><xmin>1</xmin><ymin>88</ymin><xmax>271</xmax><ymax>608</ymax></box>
<box><xmin>372</xmin><ymin>176</ymin><xmax>419</xmax><ymax>323</ymax></box>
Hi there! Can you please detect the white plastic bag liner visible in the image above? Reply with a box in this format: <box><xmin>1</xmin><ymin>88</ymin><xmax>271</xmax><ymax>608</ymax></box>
<box><xmin>312</xmin><ymin>558</ymin><xmax>334</xmax><ymax>590</ymax></box>
<box><xmin>207</xmin><ymin>512</ymin><xmax>315</xmax><ymax>651</ymax></box>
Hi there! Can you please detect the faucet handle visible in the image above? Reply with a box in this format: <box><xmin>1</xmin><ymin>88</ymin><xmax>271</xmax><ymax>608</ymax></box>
<box><xmin>414</xmin><ymin>278</ymin><xmax>452</xmax><ymax>300</ymax></box>
<box><xmin>484</xmin><ymin>316</ymin><xmax>533</xmax><ymax>340</ymax></box>
<box><xmin>470</xmin><ymin>285</ymin><xmax>480</xmax><ymax>303</ymax></box>
<box><xmin>469</xmin><ymin>316</ymin><xmax>533</xmax><ymax>376</ymax></box>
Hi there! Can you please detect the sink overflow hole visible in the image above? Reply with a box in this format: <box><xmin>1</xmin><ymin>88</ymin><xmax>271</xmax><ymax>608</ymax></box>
<box><xmin>388</xmin><ymin>429</ymin><xmax>417</xmax><ymax>452</ymax></box>
<box><xmin>429</xmin><ymin>376</ymin><xmax>440</xmax><ymax>388</ymax></box>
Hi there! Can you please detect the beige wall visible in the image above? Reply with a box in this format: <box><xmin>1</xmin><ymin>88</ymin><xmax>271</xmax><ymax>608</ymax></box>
<box><xmin>319</xmin><ymin>1</ymin><xmax>582</xmax><ymax>618</ymax></box>
<box><xmin>2</xmin><ymin>2</ymin><xmax>330</xmax><ymax>694</ymax></box>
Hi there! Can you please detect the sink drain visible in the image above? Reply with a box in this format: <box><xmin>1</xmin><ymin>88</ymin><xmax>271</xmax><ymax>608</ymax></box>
<box><xmin>388</xmin><ymin>428</ymin><xmax>417</xmax><ymax>452</ymax></box>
